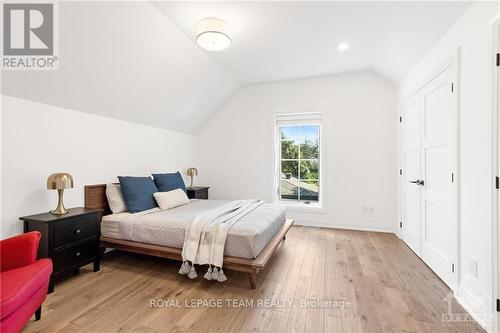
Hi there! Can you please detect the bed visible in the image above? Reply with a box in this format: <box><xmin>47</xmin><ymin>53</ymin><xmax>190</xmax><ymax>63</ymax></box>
<box><xmin>84</xmin><ymin>184</ymin><xmax>294</xmax><ymax>289</ymax></box>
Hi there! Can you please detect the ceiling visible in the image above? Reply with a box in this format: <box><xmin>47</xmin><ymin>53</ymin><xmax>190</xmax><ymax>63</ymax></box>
<box><xmin>1</xmin><ymin>1</ymin><xmax>239</xmax><ymax>134</ymax></box>
<box><xmin>1</xmin><ymin>1</ymin><xmax>472</xmax><ymax>133</ymax></box>
<box><xmin>154</xmin><ymin>1</ymin><xmax>471</xmax><ymax>84</ymax></box>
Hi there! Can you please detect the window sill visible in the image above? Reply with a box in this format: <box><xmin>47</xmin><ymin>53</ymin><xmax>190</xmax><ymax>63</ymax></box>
<box><xmin>276</xmin><ymin>201</ymin><xmax>327</xmax><ymax>214</ymax></box>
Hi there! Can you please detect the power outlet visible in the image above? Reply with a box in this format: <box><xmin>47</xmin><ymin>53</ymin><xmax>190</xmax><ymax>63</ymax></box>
<box><xmin>362</xmin><ymin>206</ymin><xmax>375</xmax><ymax>214</ymax></box>
<box><xmin>468</xmin><ymin>258</ymin><xmax>478</xmax><ymax>277</ymax></box>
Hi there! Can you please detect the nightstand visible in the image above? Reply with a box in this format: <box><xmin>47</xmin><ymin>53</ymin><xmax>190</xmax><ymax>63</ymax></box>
<box><xmin>187</xmin><ymin>186</ymin><xmax>209</xmax><ymax>199</ymax></box>
<box><xmin>20</xmin><ymin>207</ymin><xmax>102</xmax><ymax>293</ymax></box>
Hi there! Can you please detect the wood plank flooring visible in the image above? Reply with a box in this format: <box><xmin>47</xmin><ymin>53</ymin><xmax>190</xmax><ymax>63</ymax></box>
<box><xmin>23</xmin><ymin>226</ymin><xmax>484</xmax><ymax>333</ymax></box>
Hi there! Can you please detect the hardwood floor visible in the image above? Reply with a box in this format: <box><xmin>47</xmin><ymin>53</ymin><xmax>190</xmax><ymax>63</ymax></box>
<box><xmin>24</xmin><ymin>226</ymin><xmax>484</xmax><ymax>333</ymax></box>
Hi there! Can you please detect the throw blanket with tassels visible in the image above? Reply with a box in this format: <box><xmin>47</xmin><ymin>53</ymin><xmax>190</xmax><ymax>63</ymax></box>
<box><xmin>179</xmin><ymin>199</ymin><xmax>263</xmax><ymax>282</ymax></box>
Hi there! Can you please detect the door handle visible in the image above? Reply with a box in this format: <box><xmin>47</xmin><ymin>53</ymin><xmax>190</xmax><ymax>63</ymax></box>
<box><xmin>410</xmin><ymin>180</ymin><xmax>420</xmax><ymax>184</ymax></box>
<box><xmin>419</xmin><ymin>180</ymin><xmax>425</xmax><ymax>186</ymax></box>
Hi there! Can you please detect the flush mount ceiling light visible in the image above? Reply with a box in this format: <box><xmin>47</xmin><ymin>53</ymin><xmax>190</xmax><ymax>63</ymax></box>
<box><xmin>196</xmin><ymin>18</ymin><xmax>231</xmax><ymax>51</ymax></box>
<box><xmin>338</xmin><ymin>42</ymin><xmax>349</xmax><ymax>52</ymax></box>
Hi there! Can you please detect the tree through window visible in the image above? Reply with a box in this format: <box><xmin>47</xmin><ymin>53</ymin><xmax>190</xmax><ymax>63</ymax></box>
<box><xmin>278</xmin><ymin>119</ymin><xmax>320</xmax><ymax>204</ymax></box>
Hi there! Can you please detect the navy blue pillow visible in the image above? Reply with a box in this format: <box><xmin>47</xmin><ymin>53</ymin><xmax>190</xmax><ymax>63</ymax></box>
<box><xmin>152</xmin><ymin>171</ymin><xmax>187</xmax><ymax>193</ymax></box>
<box><xmin>117</xmin><ymin>176</ymin><xmax>158</xmax><ymax>213</ymax></box>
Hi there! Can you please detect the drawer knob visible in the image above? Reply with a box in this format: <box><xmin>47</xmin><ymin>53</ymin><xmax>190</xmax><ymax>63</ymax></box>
<box><xmin>75</xmin><ymin>252</ymin><xmax>81</xmax><ymax>257</ymax></box>
<box><xmin>74</xmin><ymin>229</ymin><xmax>81</xmax><ymax>235</ymax></box>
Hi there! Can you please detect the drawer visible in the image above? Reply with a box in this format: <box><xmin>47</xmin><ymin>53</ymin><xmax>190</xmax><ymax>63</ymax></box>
<box><xmin>53</xmin><ymin>241</ymin><xmax>96</xmax><ymax>272</ymax></box>
<box><xmin>197</xmin><ymin>189</ymin><xmax>208</xmax><ymax>199</ymax></box>
<box><xmin>54</xmin><ymin>216</ymin><xmax>97</xmax><ymax>248</ymax></box>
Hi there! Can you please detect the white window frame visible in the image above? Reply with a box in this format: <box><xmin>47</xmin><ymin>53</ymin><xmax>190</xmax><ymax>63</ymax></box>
<box><xmin>274</xmin><ymin>113</ymin><xmax>323</xmax><ymax>209</ymax></box>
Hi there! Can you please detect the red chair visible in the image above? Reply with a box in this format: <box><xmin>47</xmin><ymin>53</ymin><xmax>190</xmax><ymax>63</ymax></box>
<box><xmin>0</xmin><ymin>232</ymin><xmax>52</xmax><ymax>333</ymax></box>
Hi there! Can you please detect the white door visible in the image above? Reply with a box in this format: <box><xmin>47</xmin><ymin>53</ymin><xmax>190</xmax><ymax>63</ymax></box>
<box><xmin>420</xmin><ymin>65</ymin><xmax>457</xmax><ymax>290</ymax></box>
<box><xmin>497</xmin><ymin>20</ymin><xmax>500</xmax><ymax>333</ymax></box>
<box><xmin>401</xmin><ymin>96</ymin><xmax>422</xmax><ymax>256</ymax></box>
<box><xmin>495</xmin><ymin>20</ymin><xmax>500</xmax><ymax>331</ymax></box>
<box><xmin>400</xmin><ymin>61</ymin><xmax>458</xmax><ymax>290</ymax></box>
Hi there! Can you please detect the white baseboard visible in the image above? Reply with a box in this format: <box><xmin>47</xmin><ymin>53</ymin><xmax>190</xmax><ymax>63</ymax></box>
<box><xmin>291</xmin><ymin>217</ymin><xmax>397</xmax><ymax>233</ymax></box>
<box><xmin>455</xmin><ymin>279</ymin><xmax>493</xmax><ymax>332</ymax></box>
<box><xmin>455</xmin><ymin>295</ymin><xmax>489</xmax><ymax>331</ymax></box>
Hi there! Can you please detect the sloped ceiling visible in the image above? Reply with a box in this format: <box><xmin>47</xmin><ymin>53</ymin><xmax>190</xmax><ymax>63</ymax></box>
<box><xmin>1</xmin><ymin>1</ymin><xmax>471</xmax><ymax>133</ymax></box>
<box><xmin>1</xmin><ymin>1</ymin><xmax>239</xmax><ymax>134</ymax></box>
<box><xmin>155</xmin><ymin>1</ymin><xmax>471</xmax><ymax>84</ymax></box>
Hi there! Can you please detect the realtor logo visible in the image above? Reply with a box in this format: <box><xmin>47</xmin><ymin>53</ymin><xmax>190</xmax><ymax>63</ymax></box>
<box><xmin>1</xmin><ymin>2</ymin><xmax>59</xmax><ymax>70</ymax></box>
<box><xmin>3</xmin><ymin>3</ymin><xmax>53</xmax><ymax>55</ymax></box>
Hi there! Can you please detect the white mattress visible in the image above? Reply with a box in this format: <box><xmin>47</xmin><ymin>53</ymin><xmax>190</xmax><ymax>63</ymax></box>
<box><xmin>101</xmin><ymin>199</ymin><xmax>285</xmax><ymax>259</ymax></box>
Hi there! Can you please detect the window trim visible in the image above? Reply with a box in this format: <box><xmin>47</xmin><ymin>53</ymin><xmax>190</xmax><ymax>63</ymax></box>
<box><xmin>273</xmin><ymin>112</ymin><xmax>324</xmax><ymax>209</ymax></box>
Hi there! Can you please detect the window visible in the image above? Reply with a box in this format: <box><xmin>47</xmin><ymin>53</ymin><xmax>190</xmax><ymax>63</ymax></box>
<box><xmin>276</xmin><ymin>114</ymin><xmax>321</xmax><ymax>206</ymax></box>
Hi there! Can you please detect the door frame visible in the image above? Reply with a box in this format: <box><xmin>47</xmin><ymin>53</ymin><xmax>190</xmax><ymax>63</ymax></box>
<box><xmin>491</xmin><ymin>17</ymin><xmax>500</xmax><ymax>333</ymax></box>
<box><xmin>399</xmin><ymin>95</ymin><xmax>423</xmax><ymax>256</ymax></box>
<box><xmin>398</xmin><ymin>49</ymin><xmax>460</xmax><ymax>293</ymax></box>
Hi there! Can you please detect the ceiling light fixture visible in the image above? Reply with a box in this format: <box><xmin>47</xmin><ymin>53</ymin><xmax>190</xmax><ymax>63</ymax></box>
<box><xmin>196</xmin><ymin>18</ymin><xmax>231</xmax><ymax>51</ymax></box>
<box><xmin>338</xmin><ymin>42</ymin><xmax>349</xmax><ymax>52</ymax></box>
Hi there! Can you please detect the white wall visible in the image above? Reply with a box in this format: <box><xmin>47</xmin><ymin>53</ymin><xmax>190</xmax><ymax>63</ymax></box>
<box><xmin>1</xmin><ymin>1</ymin><xmax>239</xmax><ymax>134</ymax></box>
<box><xmin>399</xmin><ymin>2</ymin><xmax>499</xmax><ymax>330</ymax></box>
<box><xmin>1</xmin><ymin>96</ymin><xmax>197</xmax><ymax>238</ymax></box>
<box><xmin>197</xmin><ymin>71</ymin><xmax>398</xmax><ymax>232</ymax></box>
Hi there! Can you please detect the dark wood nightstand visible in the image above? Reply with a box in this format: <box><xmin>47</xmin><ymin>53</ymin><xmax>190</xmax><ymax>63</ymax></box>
<box><xmin>20</xmin><ymin>207</ymin><xmax>102</xmax><ymax>293</ymax></box>
<box><xmin>187</xmin><ymin>186</ymin><xmax>209</xmax><ymax>199</ymax></box>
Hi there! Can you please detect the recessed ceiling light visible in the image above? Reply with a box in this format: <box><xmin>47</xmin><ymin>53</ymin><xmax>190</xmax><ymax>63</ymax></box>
<box><xmin>196</xmin><ymin>18</ymin><xmax>231</xmax><ymax>51</ymax></box>
<box><xmin>338</xmin><ymin>43</ymin><xmax>349</xmax><ymax>52</ymax></box>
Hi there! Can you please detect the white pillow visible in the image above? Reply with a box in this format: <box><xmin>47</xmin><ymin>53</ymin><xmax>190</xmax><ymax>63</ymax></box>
<box><xmin>105</xmin><ymin>183</ymin><xmax>127</xmax><ymax>214</ymax></box>
<box><xmin>154</xmin><ymin>189</ymin><xmax>190</xmax><ymax>210</ymax></box>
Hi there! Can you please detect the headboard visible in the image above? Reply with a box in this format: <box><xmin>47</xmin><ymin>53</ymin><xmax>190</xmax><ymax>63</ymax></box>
<box><xmin>84</xmin><ymin>184</ymin><xmax>111</xmax><ymax>215</ymax></box>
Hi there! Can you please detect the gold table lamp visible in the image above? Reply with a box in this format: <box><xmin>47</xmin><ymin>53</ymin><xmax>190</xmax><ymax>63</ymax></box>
<box><xmin>186</xmin><ymin>168</ymin><xmax>198</xmax><ymax>189</ymax></box>
<box><xmin>47</xmin><ymin>173</ymin><xmax>74</xmax><ymax>215</ymax></box>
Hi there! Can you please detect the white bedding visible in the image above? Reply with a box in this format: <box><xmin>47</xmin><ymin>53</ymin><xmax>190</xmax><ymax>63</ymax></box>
<box><xmin>101</xmin><ymin>199</ymin><xmax>285</xmax><ymax>259</ymax></box>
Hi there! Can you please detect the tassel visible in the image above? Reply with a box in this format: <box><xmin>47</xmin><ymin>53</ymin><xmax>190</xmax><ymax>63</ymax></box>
<box><xmin>179</xmin><ymin>261</ymin><xmax>190</xmax><ymax>275</ymax></box>
<box><xmin>187</xmin><ymin>266</ymin><xmax>197</xmax><ymax>279</ymax></box>
<box><xmin>217</xmin><ymin>269</ymin><xmax>227</xmax><ymax>282</ymax></box>
<box><xmin>204</xmin><ymin>266</ymin><xmax>213</xmax><ymax>280</ymax></box>
<box><xmin>211</xmin><ymin>267</ymin><xmax>219</xmax><ymax>280</ymax></box>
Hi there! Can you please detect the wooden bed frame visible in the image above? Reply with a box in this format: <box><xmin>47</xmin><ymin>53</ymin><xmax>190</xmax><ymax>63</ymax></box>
<box><xmin>84</xmin><ymin>184</ymin><xmax>294</xmax><ymax>289</ymax></box>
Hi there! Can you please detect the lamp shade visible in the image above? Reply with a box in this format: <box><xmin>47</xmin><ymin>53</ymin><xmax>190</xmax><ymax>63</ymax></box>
<box><xmin>47</xmin><ymin>173</ymin><xmax>74</xmax><ymax>190</ymax></box>
<box><xmin>196</xmin><ymin>18</ymin><xmax>231</xmax><ymax>51</ymax></box>
<box><xmin>186</xmin><ymin>168</ymin><xmax>198</xmax><ymax>177</ymax></box>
